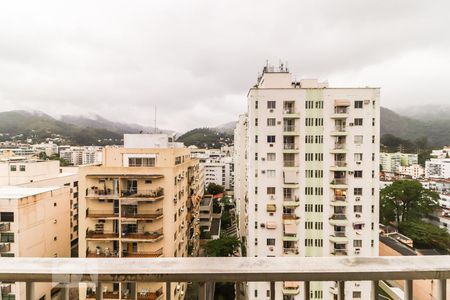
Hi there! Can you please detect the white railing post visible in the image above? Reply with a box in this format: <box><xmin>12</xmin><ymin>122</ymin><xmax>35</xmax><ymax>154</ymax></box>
<box><xmin>371</xmin><ymin>280</ymin><xmax>378</xmax><ymax>300</ymax></box>
<box><xmin>404</xmin><ymin>280</ymin><xmax>413</xmax><ymax>300</ymax></box>
<box><xmin>61</xmin><ymin>283</ymin><xmax>69</xmax><ymax>300</ymax></box>
<box><xmin>96</xmin><ymin>282</ymin><xmax>103</xmax><ymax>300</ymax></box>
<box><xmin>26</xmin><ymin>282</ymin><xmax>35</xmax><ymax>300</ymax></box>
<box><xmin>437</xmin><ymin>279</ymin><xmax>447</xmax><ymax>300</ymax></box>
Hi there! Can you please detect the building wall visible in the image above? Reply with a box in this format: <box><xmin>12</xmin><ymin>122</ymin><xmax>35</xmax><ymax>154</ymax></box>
<box><xmin>243</xmin><ymin>68</ymin><xmax>380</xmax><ymax>300</ymax></box>
<box><xmin>0</xmin><ymin>160</ymin><xmax>60</xmax><ymax>185</ymax></box>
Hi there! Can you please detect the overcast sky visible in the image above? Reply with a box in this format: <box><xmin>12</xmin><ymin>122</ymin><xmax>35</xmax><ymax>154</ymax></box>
<box><xmin>0</xmin><ymin>1</ymin><xmax>449</xmax><ymax>131</ymax></box>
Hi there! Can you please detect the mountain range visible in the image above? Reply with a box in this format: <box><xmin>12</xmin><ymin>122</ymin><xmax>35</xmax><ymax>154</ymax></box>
<box><xmin>0</xmin><ymin>105</ymin><xmax>449</xmax><ymax>147</ymax></box>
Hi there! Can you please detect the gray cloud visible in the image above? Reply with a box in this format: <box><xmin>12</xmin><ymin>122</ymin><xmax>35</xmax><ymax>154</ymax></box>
<box><xmin>0</xmin><ymin>0</ymin><xmax>449</xmax><ymax>131</ymax></box>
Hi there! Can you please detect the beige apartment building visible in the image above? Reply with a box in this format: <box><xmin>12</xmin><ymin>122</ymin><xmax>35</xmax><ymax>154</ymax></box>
<box><xmin>78</xmin><ymin>134</ymin><xmax>204</xmax><ymax>300</ymax></box>
<box><xmin>0</xmin><ymin>186</ymin><xmax>71</xmax><ymax>300</ymax></box>
<box><xmin>0</xmin><ymin>157</ymin><xmax>79</xmax><ymax>255</ymax></box>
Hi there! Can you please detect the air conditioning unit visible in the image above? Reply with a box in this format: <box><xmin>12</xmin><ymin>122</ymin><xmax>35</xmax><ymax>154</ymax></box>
<box><xmin>356</xmin><ymin>161</ymin><xmax>361</xmax><ymax>165</ymax></box>
<box><xmin>349</xmin><ymin>123</ymin><xmax>354</xmax><ymax>126</ymax></box>
<box><xmin>270</xmin><ymin>195</ymin><xmax>275</xmax><ymax>200</ymax></box>
<box><xmin>269</xmin><ymin>109</ymin><xmax>274</xmax><ymax>113</ymax></box>
<box><xmin>261</xmin><ymin>170</ymin><xmax>266</xmax><ymax>174</ymax></box>
<box><xmin>355</xmin><ymin>197</ymin><xmax>361</xmax><ymax>202</ymax></box>
<box><xmin>269</xmin><ymin>143</ymin><xmax>274</xmax><ymax>147</ymax></box>
<box><xmin>348</xmin><ymin>171</ymin><xmax>354</xmax><ymax>175</ymax></box>
<box><xmin>261</xmin><ymin>157</ymin><xmax>266</xmax><ymax>161</ymax></box>
<box><xmin>355</xmin><ymin>214</ymin><xmax>361</xmax><ymax>218</ymax></box>
<box><xmin>260</xmin><ymin>223</ymin><xmax>266</xmax><ymax>228</ymax></box>
<box><xmin>269</xmin><ymin>246</ymin><xmax>274</xmax><ymax>251</ymax></box>
<box><xmin>269</xmin><ymin>213</ymin><xmax>274</xmax><ymax>216</ymax></box>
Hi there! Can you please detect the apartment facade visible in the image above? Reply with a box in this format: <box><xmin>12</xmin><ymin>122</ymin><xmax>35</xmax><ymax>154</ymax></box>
<box><xmin>240</xmin><ymin>65</ymin><xmax>380</xmax><ymax>299</ymax></box>
<box><xmin>425</xmin><ymin>158</ymin><xmax>450</xmax><ymax>179</ymax></box>
<box><xmin>0</xmin><ymin>158</ymin><xmax>79</xmax><ymax>255</ymax></box>
<box><xmin>380</xmin><ymin>152</ymin><xmax>418</xmax><ymax>173</ymax></box>
<box><xmin>0</xmin><ymin>186</ymin><xmax>71</xmax><ymax>300</ymax></box>
<box><xmin>78</xmin><ymin>134</ymin><xmax>203</xmax><ymax>300</ymax></box>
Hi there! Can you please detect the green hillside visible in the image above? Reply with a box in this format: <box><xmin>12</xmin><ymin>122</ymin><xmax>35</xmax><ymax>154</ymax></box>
<box><xmin>176</xmin><ymin>128</ymin><xmax>233</xmax><ymax>148</ymax></box>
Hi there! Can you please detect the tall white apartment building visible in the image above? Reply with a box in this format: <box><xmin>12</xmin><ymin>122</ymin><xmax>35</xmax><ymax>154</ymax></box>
<box><xmin>234</xmin><ymin>114</ymin><xmax>248</xmax><ymax>239</ymax></box>
<box><xmin>240</xmin><ymin>65</ymin><xmax>380</xmax><ymax>299</ymax></box>
<box><xmin>426</xmin><ymin>158</ymin><xmax>450</xmax><ymax>179</ymax></box>
<box><xmin>60</xmin><ymin>146</ymin><xmax>103</xmax><ymax>166</ymax></box>
<box><xmin>380</xmin><ymin>152</ymin><xmax>418</xmax><ymax>173</ymax></box>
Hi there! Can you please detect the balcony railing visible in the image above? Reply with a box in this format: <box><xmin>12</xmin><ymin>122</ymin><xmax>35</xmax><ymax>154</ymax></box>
<box><xmin>333</xmin><ymin>195</ymin><xmax>347</xmax><ymax>201</ymax></box>
<box><xmin>283</xmin><ymin>125</ymin><xmax>296</xmax><ymax>132</ymax></box>
<box><xmin>333</xmin><ymin>143</ymin><xmax>346</xmax><ymax>150</ymax></box>
<box><xmin>283</xmin><ymin>143</ymin><xmax>298</xmax><ymax>150</ymax></box>
<box><xmin>283</xmin><ymin>160</ymin><xmax>298</xmax><ymax>167</ymax></box>
<box><xmin>282</xmin><ymin>213</ymin><xmax>299</xmax><ymax>220</ymax></box>
<box><xmin>333</xmin><ymin>161</ymin><xmax>347</xmax><ymax>167</ymax></box>
<box><xmin>86</xmin><ymin>209</ymin><xmax>118</xmax><ymax>218</ymax></box>
<box><xmin>1</xmin><ymin>257</ymin><xmax>449</xmax><ymax>300</ymax></box>
<box><xmin>121</xmin><ymin>188</ymin><xmax>164</xmax><ymax>199</ymax></box>
<box><xmin>121</xmin><ymin>209</ymin><xmax>163</xmax><ymax>219</ymax></box>
<box><xmin>121</xmin><ymin>229</ymin><xmax>163</xmax><ymax>240</ymax></box>
<box><xmin>86</xmin><ymin>230</ymin><xmax>119</xmax><ymax>239</ymax></box>
<box><xmin>333</xmin><ymin>231</ymin><xmax>346</xmax><ymax>237</ymax></box>
<box><xmin>1</xmin><ymin>284</ymin><xmax>11</xmax><ymax>295</ymax></box>
<box><xmin>0</xmin><ymin>223</ymin><xmax>10</xmax><ymax>232</ymax></box>
<box><xmin>334</xmin><ymin>107</ymin><xmax>348</xmax><ymax>114</ymax></box>
<box><xmin>122</xmin><ymin>248</ymin><xmax>164</xmax><ymax>258</ymax></box>
<box><xmin>331</xmin><ymin>178</ymin><xmax>347</xmax><ymax>185</ymax></box>
<box><xmin>283</xmin><ymin>247</ymin><xmax>299</xmax><ymax>255</ymax></box>
<box><xmin>86</xmin><ymin>247</ymin><xmax>119</xmax><ymax>258</ymax></box>
<box><xmin>86</xmin><ymin>188</ymin><xmax>118</xmax><ymax>198</ymax></box>
<box><xmin>330</xmin><ymin>213</ymin><xmax>347</xmax><ymax>220</ymax></box>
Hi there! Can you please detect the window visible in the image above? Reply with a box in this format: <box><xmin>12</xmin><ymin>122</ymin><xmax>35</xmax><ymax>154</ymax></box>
<box><xmin>255</xmin><ymin>153</ymin><xmax>258</xmax><ymax>161</ymax></box>
<box><xmin>354</xmin><ymin>153</ymin><xmax>363</xmax><ymax>162</ymax></box>
<box><xmin>372</xmin><ymin>153</ymin><xmax>375</xmax><ymax>161</ymax></box>
<box><xmin>354</xmin><ymin>188</ymin><xmax>363</xmax><ymax>196</ymax></box>
<box><xmin>266</xmin><ymin>170</ymin><xmax>276</xmax><ymax>177</ymax></box>
<box><xmin>267</xmin><ymin>101</ymin><xmax>276</xmax><ymax>109</ymax></box>
<box><xmin>255</xmin><ymin>100</ymin><xmax>258</xmax><ymax>109</ymax></box>
<box><xmin>353</xmin><ymin>240</ymin><xmax>362</xmax><ymax>247</ymax></box>
<box><xmin>255</xmin><ymin>118</ymin><xmax>258</xmax><ymax>126</ymax></box>
<box><xmin>305</xmin><ymin>204</ymin><xmax>313</xmax><ymax>212</ymax></box>
<box><xmin>305</xmin><ymin>239</ymin><xmax>313</xmax><ymax>246</ymax></box>
<box><xmin>354</xmin><ymin>170</ymin><xmax>363</xmax><ymax>178</ymax></box>
<box><xmin>255</xmin><ymin>135</ymin><xmax>258</xmax><ymax>143</ymax></box>
<box><xmin>315</xmin><ymin>101</ymin><xmax>323</xmax><ymax>109</ymax></box>
<box><xmin>19</xmin><ymin>165</ymin><xmax>26</xmax><ymax>172</ymax></box>
<box><xmin>305</xmin><ymin>100</ymin><xmax>314</xmax><ymax>109</ymax></box>
<box><xmin>0</xmin><ymin>212</ymin><xmax>14</xmax><ymax>222</ymax></box>
<box><xmin>354</xmin><ymin>135</ymin><xmax>363</xmax><ymax>144</ymax></box>
<box><xmin>10</xmin><ymin>165</ymin><xmax>16</xmax><ymax>172</ymax></box>
<box><xmin>354</xmin><ymin>205</ymin><xmax>362</xmax><ymax>213</ymax></box>
<box><xmin>315</xmin><ymin>222</ymin><xmax>323</xmax><ymax>230</ymax></box>
<box><xmin>305</xmin><ymin>118</ymin><xmax>314</xmax><ymax>126</ymax></box>
<box><xmin>267</xmin><ymin>187</ymin><xmax>275</xmax><ymax>195</ymax></box>
<box><xmin>128</xmin><ymin>157</ymin><xmax>155</xmax><ymax>167</ymax></box>
<box><xmin>372</xmin><ymin>135</ymin><xmax>375</xmax><ymax>143</ymax></box>
<box><xmin>267</xmin><ymin>135</ymin><xmax>276</xmax><ymax>143</ymax></box>
<box><xmin>315</xmin><ymin>204</ymin><xmax>323</xmax><ymax>212</ymax></box>
<box><xmin>305</xmin><ymin>222</ymin><xmax>313</xmax><ymax>229</ymax></box>
<box><xmin>354</xmin><ymin>101</ymin><xmax>363</xmax><ymax>108</ymax></box>
<box><xmin>0</xmin><ymin>233</ymin><xmax>14</xmax><ymax>242</ymax></box>
<box><xmin>314</xmin><ymin>239</ymin><xmax>323</xmax><ymax>247</ymax></box>
<box><xmin>267</xmin><ymin>238</ymin><xmax>275</xmax><ymax>246</ymax></box>
<box><xmin>267</xmin><ymin>118</ymin><xmax>276</xmax><ymax>126</ymax></box>
<box><xmin>353</xmin><ymin>291</ymin><xmax>362</xmax><ymax>298</ymax></box>
<box><xmin>354</xmin><ymin>118</ymin><xmax>363</xmax><ymax>126</ymax></box>
<box><xmin>372</xmin><ymin>118</ymin><xmax>375</xmax><ymax>126</ymax></box>
<box><xmin>267</xmin><ymin>153</ymin><xmax>276</xmax><ymax>161</ymax></box>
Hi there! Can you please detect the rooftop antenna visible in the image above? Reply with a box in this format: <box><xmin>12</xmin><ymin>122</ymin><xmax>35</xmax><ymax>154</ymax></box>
<box><xmin>154</xmin><ymin>105</ymin><xmax>157</xmax><ymax>134</ymax></box>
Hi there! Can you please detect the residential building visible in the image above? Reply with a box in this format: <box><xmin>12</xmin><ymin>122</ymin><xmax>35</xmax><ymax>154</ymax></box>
<box><xmin>380</xmin><ymin>152</ymin><xmax>418</xmax><ymax>173</ymax></box>
<box><xmin>430</xmin><ymin>146</ymin><xmax>450</xmax><ymax>159</ymax></box>
<box><xmin>234</xmin><ymin>114</ymin><xmax>249</xmax><ymax>239</ymax></box>
<box><xmin>238</xmin><ymin>64</ymin><xmax>380</xmax><ymax>299</ymax></box>
<box><xmin>0</xmin><ymin>186</ymin><xmax>71</xmax><ymax>300</ymax></box>
<box><xmin>397</xmin><ymin>164</ymin><xmax>425</xmax><ymax>179</ymax></box>
<box><xmin>60</xmin><ymin>146</ymin><xmax>103</xmax><ymax>166</ymax></box>
<box><xmin>425</xmin><ymin>158</ymin><xmax>450</xmax><ymax>179</ymax></box>
<box><xmin>0</xmin><ymin>158</ymin><xmax>79</xmax><ymax>255</ymax></box>
<box><xmin>190</xmin><ymin>148</ymin><xmax>235</xmax><ymax>191</ymax></box>
<box><xmin>78</xmin><ymin>133</ymin><xmax>203</xmax><ymax>300</ymax></box>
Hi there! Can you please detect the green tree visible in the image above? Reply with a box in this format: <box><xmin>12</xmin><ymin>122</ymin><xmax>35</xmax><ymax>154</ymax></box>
<box><xmin>203</xmin><ymin>235</ymin><xmax>240</xmax><ymax>257</ymax></box>
<box><xmin>399</xmin><ymin>220</ymin><xmax>450</xmax><ymax>253</ymax></box>
<box><xmin>380</xmin><ymin>180</ymin><xmax>439</xmax><ymax>224</ymax></box>
<box><xmin>206</xmin><ymin>183</ymin><xmax>225</xmax><ymax>195</ymax></box>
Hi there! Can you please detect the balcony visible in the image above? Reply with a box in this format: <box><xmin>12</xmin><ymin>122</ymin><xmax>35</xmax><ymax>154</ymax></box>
<box><xmin>86</xmin><ymin>247</ymin><xmax>119</xmax><ymax>258</ymax></box>
<box><xmin>332</xmin><ymin>249</ymin><xmax>348</xmax><ymax>256</ymax></box>
<box><xmin>121</xmin><ymin>209</ymin><xmax>163</xmax><ymax>220</ymax></box>
<box><xmin>283</xmin><ymin>197</ymin><xmax>300</xmax><ymax>207</ymax></box>
<box><xmin>283</xmin><ymin>125</ymin><xmax>298</xmax><ymax>135</ymax></box>
<box><xmin>283</xmin><ymin>247</ymin><xmax>299</xmax><ymax>256</ymax></box>
<box><xmin>121</xmin><ymin>230</ymin><xmax>163</xmax><ymax>241</ymax></box>
<box><xmin>86</xmin><ymin>209</ymin><xmax>118</xmax><ymax>219</ymax></box>
<box><xmin>283</xmin><ymin>160</ymin><xmax>298</xmax><ymax>168</ymax></box>
<box><xmin>330</xmin><ymin>161</ymin><xmax>347</xmax><ymax>171</ymax></box>
<box><xmin>331</xmin><ymin>125</ymin><xmax>347</xmax><ymax>136</ymax></box>
<box><xmin>330</xmin><ymin>231</ymin><xmax>348</xmax><ymax>243</ymax></box>
<box><xmin>0</xmin><ymin>257</ymin><xmax>449</xmax><ymax>300</ymax></box>
<box><xmin>0</xmin><ymin>223</ymin><xmax>10</xmax><ymax>232</ymax></box>
<box><xmin>86</xmin><ymin>230</ymin><xmax>119</xmax><ymax>240</ymax></box>
<box><xmin>330</xmin><ymin>178</ymin><xmax>348</xmax><ymax>188</ymax></box>
<box><xmin>86</xmin><ymin>188</ymin><xmax>118</xmax><ymax>199</ymax></box>
<box><xmin>331</xmin><ymin>195</ymin><xmax>348</xmax><ymax>206</ymax></box>
<box><xmin>0</xmin><ymin>243</ymin><xmax>10</xmax><ymax>252</ymax></box>
<box><xmin>331</xmin><ymin>143</ymin><xmax>347</xmax><ymax>153</ymax></box>
<box><xmin>331</xmin><ymin>107</ymin><xmax>349</xmax><ymax>118</ymax></box>
<box><xmin>122</xmin><ymin>248</ymin><xmax>163</xmax><ymax>258</ymax></box>
<box><xmin>282</xmin><ymin>282</ymin><xmax>300</xmax><ymax>295</ymax></box>
<box><xmin>283</xmin><ymin>213</ymin><xmax>299</xmax><ymax>221</ymax></box>
<box><xmin>120</xmin><ymin>188</ymin><xmax>164</xmax><ymax>201</ymax></box>
<box><xmin>283</xmin><ymin>108</ymin><xmax>300</xmax><ymax>118</ymax></box>
<box><xmin>283</xmin><ymin>143</ymin><xmax>299</xmax><ymax>153</ymax></box>
<box><xmin>329</xmin><ymin>214</ymin><xmax>348</xmax><ymax>226</ymax></box>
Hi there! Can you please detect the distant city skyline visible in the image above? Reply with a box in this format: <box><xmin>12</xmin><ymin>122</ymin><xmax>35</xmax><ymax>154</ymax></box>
<box><xmin>0</xmin><ymin>1</ymin><xmax>449</xmax><ymax>131</ymax></box>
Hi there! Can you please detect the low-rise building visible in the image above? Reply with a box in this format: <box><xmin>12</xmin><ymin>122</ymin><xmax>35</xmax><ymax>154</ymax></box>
<box><xmin>380</xmin><ymin>152</ymin><xmax>418</xmax><ymax>173</ymax></box>
<box><xmin>397</xmin><ymin>164</ymin><xmax>425</xmax><ymax>179</ymax></box>
<box><xmin>0</xmin><ymin>186</ymin><xmax>71</xmax><ymax>300</ymax></box>
<box><xmin>425</xmin><ymin>158</ymin><xmax>450</xmax><ymax>179</ymax></box>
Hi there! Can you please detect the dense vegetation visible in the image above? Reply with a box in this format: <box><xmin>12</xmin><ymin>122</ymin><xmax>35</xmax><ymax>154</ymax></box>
<box><xmin>176</xmin><ymin>128</ymin><xmax>233</xmax><ymax>148</ymax></box>
<box><xmin>206</xmin><ymin>183</ymin><xmax>225</xmax><ymax>195</ymax></box>
<box><xmin>380</xmin><ymin>180</ymin><xmax>450</xmax><ymax>253</ymax></box>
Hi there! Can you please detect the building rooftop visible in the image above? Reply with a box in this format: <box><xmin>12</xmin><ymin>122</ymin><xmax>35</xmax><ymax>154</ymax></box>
<box><xmin>0</xmin><ymin>186</ymin><xmax>61</xmax><ymax>199</ymax></box>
